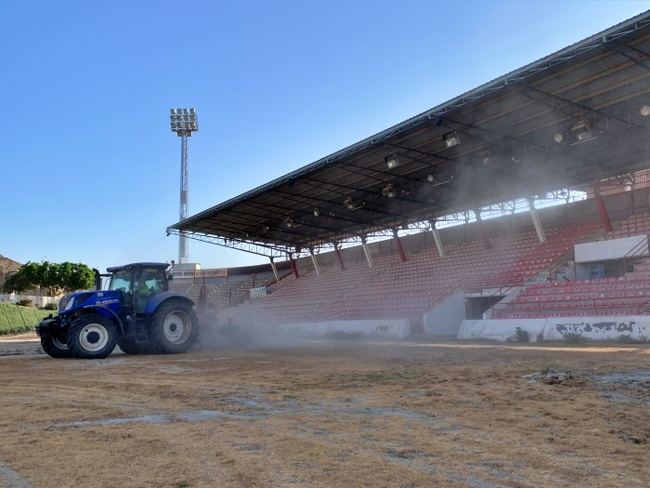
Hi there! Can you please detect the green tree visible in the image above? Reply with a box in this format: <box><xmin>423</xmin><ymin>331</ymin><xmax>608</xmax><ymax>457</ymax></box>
<box><xmin>2</xmin><ymin>270</ymin><xmax>32</xmax><ymax>293</ymax></box>
<box><xmin>64</xmin><ymin>262</ymin><xmax>95</xmax><ymax>291</ymax></box>
<box><xmin>1</xmin><ymin>261</ymin><xmax>95</xmax><ymax>295</ymax></box>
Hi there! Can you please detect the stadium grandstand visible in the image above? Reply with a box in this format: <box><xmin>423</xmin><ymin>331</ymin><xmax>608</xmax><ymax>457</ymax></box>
<box><xmin>169</xmin><ymin>11</ymin><xmax>650</xmax><ymax>341</ymax></box>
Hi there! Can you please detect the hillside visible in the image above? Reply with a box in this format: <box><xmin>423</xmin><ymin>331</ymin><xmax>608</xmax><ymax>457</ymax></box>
<box><xmin>0</xmin><ymin>255</ymin><xmax>21</xmax><ymax>287</ymax></box>
<box><xmin>0</xmin><ymin>255</ymin><xmax>21</xmax><ymax>274</ymax></box>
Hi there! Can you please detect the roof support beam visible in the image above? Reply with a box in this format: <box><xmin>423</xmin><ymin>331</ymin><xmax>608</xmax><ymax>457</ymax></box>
<box><xmin>200</xmin><ymin>214</ymin><xmax>309</xmax><ymax>246</ymax></box>
<box><xmin>288</xmin><ymin>253</ymin><xmax>299</xmax><ymax>279</ymax></box>
<box><xmin>333</xmin><ymin>243</ymin><xmax>346</xmax><ymax>271</ymax></box>
<box><xmin>527</xmin><ymin>198</ymin><xmax>547</xmax><ymax>244</ymax></box>
<box><xmin>269</xmin><ymin>257</ymin><xmax>280</xmax><ymax>282</ymax></box>
<box><xmin>430</xmin><ymin>220</ymin><xmax>446</xmax><ymax>257</ymax></box>
<box><xmin>272</xmin><ymin>189</ymin><xmax>376</xmax><ymax>227</ymax></box>
<box><xmin>518</xmin><ymin>82</ymin><xmax>643</xmax><ymax>130</ymax></box>
<box><xmin>167</xmin><ymin>228</ymin><xmax>288</xmax><ymax>257</ymax></box>
<box><xmin>309</xmin><ymin>248</ymin><xmax>321</xmax><ymax>276</ymax></box>
<box><xmin>393</xmin><ymin>229</ymin><xmax>407</xmax><ymax>262</ymax></box>
<box><xmin>299</xmin><ymin>177</ymin><xmax>409</xmax><ymax>222</ymax></box>
<box><xmin>612</xmin><ymin>40</ymin><xmax>650</xmax><ymax>71</ymax></box>
<box><xmin>360</xmin><ymin>235</ymin><xmax>374</xmax><ymax>268</ymax></box>
<box><xmin>594</xmin><ymin>185</ymin><xmax>613</xmax><ymax>233</ymax></box>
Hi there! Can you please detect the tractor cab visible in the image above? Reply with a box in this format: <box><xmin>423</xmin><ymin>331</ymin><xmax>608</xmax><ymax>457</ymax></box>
<box><xmin>107</xmin><ymin>263</ymin><xmax>170</xmax><ymax>313</ymax></box>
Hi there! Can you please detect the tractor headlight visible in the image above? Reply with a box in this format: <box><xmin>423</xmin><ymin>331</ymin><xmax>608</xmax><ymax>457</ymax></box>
<box><xmin>61</xmin><ymin>296</ymin><xmax>76</xmax><ymax>312</ymax></box>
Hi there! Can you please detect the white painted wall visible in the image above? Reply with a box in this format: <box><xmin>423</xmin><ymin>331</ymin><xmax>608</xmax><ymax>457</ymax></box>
<box><xmin>544</xmin><ymin>317</ymin><xmax>650</xmax><ymax>341</ymax></box>
<box><xmin>217</xmin><ymin>308</ymin><xmax>410</xmax><ymax>338</ymax></box>
<box><xmin>273</xmin><ymin>319</ymin><xmax>409</xmax><ymax>338</ymax></box>
<box><xmin>575</xmin><ymin>235</ymin><xmax>648</xmax><ymax>263</ymax></box>
<box><xmin>459</xmin><ymin>319</ymin><xmax>546</xmax><ymax>342</ymax></box>
<box><xmin>459</xmin><ymin>316</ymin><xmax>650</xmax><ymax>342</ymax></box>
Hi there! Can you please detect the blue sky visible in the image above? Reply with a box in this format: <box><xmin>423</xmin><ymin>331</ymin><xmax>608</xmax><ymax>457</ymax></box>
<box><xmin>1</xmin><ymin>0</ymin><xmax>648</xmax><ymax>272</ymax></box>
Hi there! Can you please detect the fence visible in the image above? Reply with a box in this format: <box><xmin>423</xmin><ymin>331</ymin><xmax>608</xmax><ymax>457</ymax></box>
<box><xmin>0</xmin><ymin>293</ymin><xmax>58</xmax><ymax>308</ymax></box>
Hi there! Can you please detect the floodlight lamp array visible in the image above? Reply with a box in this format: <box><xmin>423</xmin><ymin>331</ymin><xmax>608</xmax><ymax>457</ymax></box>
<box><xmin>170</xmin><ymin>108</ymin><xmax>198</xmax><ymax>136</ymax></box>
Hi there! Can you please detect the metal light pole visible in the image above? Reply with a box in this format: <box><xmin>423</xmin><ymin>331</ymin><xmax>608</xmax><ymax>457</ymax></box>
<box><xmin>169</xmin><ymin>108</ymin><xmax>198</xmax><ymax>264</ymax></box>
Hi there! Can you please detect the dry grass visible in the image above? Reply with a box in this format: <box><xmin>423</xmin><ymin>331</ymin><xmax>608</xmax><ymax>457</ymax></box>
<box><xmin>0</xmin><ymin>336</ymin><xmax>649</xmax><ymax>487</ymax></box>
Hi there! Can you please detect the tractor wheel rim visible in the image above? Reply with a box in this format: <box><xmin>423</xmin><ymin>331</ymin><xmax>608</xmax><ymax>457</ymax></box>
<box><xmin>79</xmin><ymin>323</ymin><xmax>109</xmax><ymax>352</ymax></box>
<box><xmin>52</xmin><ymin>336</ymin><xmax>68</xmax><ymax>350</ymax></box>
<box><xmin>163</xmin><ymin>311</ymin><xmax>192</xmax><ymax>345</ymax></box>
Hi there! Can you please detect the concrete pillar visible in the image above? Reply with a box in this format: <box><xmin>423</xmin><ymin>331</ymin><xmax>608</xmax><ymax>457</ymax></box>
<box><xmin>309</xmin><ymin>248</ymin><xmax>321</xmax><ymax>276</ymax></box>
<box><xmin>333</xmin><ymin>243</ymin><xmax>346</xmax><ymax>271</ymax></box>
<box><xmin>393</xmin><ymin>229</ymin><xmax>407</xmax><ymax>262</ymax></box>
<box><xmin>430</xmin><ymin>220</ymin><xmax>446</xmax><ymax>257</ymax></box>
<box><xmin>475</xmin><ymin>209</ymin><xmax>491</xmax><ymax>249</ymax></box>
<box><xmin>269</xmin><ymin>257</ymin><xmax>279</xmax><ymax>282</ymax></box>
<box><xmin>594</xmin><ymin>186</ymin><xmax>613</xmax><ymax>233</ymax></box>
<box><xmin>360</xmin><ymin>236</ymin><xmax>374</xmax><ymax>267</ymax></box>
<box><xmin>288</xmin><ymin>253</ymin><xmax>299</xmax><ymax>279</ymax></box>
<box><xmin>527</xmin><ymin>198</ymin><xmax>547</xmax><ymax>244</ymax></box>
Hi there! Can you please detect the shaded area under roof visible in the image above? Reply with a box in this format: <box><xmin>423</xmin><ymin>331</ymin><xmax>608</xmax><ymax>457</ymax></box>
<box><xmin>170</xmin><ymin>11</ymin><xmax>650</xmax><ymax>256</ymax></box>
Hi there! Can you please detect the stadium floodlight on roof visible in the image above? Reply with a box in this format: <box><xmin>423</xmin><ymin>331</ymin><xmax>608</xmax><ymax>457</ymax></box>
<box><xmin>385</xmin><ymin>153</ymin><xmax>400</xmax><ymax>169</ymax></box>
<box><xmin>169</xmin><ymin>108</ymin><xmax>199</xmax><ymax>264</ymax></box>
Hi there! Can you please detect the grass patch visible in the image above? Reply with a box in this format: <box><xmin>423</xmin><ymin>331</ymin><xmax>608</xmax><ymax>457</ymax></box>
<box><xmin>0</xmin><ymin>303</ymin><xmax>50</xmax><ymax>335</ymax></box>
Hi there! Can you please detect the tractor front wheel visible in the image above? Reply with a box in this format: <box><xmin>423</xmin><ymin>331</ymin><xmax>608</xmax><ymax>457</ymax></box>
<box><xmin>40</xmin><ymin>335</ymin><xmax>73</xmax><ymax>358</ymax></box>
<box><xmin>67</xmin><ymin>314</ymin><xmax>117</xmax><ymax>359</ymax></box>
<box><xmin>151</xmin><ymin>300</ymin><xmax>198</xmax><ymax>353</ymax></box>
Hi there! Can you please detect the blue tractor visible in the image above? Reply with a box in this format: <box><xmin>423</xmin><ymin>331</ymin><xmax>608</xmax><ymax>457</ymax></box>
<box><xmin>36</xmin><ymin>262</ymin><xmax>199</xmax><ymax>359</ymax></box>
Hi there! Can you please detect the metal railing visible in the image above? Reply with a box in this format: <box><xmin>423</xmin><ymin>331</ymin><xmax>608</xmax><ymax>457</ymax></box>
<box><xmin>622</xmin><ymin>236</ymin><xmax>650</xmax><ymax>273</ymax></box>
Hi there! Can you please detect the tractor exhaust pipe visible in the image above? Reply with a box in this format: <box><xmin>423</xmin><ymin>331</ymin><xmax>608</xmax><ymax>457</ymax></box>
<box><xmin>93</xmin><ymin>269</ymin><xmax>101</xmax><ymax>291</ymax></box>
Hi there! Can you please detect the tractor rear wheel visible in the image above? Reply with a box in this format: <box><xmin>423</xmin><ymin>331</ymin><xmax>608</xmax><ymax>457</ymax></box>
<box><xmin>67</xmin><ymin>314</ymin><xmax>117</xmax><ymax>359</ymax></box>
<box><xmin>151</xmin><ymin>300</ymin><xmax>198</xmax><ymax>353</ymax></box>
<box><xmin>40</xmin><ymin>335</ymin><xmax>73</xmax><ymax>358</ymax></box>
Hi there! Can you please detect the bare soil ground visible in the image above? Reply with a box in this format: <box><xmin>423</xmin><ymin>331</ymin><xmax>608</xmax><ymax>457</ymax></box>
<box><xmin>1</xmin><ymin>334</ymin><xmax>649</xmax><ymax>488</ymax></box>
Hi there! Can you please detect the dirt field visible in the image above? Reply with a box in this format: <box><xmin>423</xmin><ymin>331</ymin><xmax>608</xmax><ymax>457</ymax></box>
<box><xmin>1</xmin><ymin>334</ymin><xmax>649</xmax><ymax>488</ymax></box>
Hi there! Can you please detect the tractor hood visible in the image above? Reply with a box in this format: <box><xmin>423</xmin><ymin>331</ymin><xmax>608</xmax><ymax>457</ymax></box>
<box><xmin>59</xmin><ymin>290</ymin><xmax>122</xmax><ymax>313</ymax></box>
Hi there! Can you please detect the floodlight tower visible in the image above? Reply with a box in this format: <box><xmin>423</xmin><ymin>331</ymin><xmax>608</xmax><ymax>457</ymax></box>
<box><xmin>169</xmin><ymin>108</ymin><xmax>198</xmax><ymax>264</ymax></box>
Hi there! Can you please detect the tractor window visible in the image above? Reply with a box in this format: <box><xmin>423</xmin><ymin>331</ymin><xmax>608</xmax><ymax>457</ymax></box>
<box><xmin>138</xmin><ymin>268</ymin><xmax>166</xmax><ymax>294</ymax></box>
<box><xmin>108</xmin><ymin>270</ymin><xmax>132</xmax><ymax>292</ymax></box>
<box><xmin>134</xmin><ymin>268</ymin><xmax>167</xmax><ymax>313</ymax></box>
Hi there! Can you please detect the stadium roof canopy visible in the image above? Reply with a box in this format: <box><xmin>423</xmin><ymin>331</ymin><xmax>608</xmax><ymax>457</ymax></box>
<box><xmin>169</xmin><ymin>11</ymin><xmax>650</xmax><ymax>258</ymax></box>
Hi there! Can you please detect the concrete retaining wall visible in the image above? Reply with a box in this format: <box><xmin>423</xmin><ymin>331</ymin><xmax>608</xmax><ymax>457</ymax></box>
<box><xmin>459</xmin><ymin>319</ymin><xmax>547</xmax><ymax>342</ymax></box>
<box><xmin>459</xmin><ymin>316</ymin><xmax>650</xmax><ymax>342</ymax></box>
<box><xmin>275</xmin><ymin>319</ymin><xmax>410</xmax><ymax>338</ymax></box>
